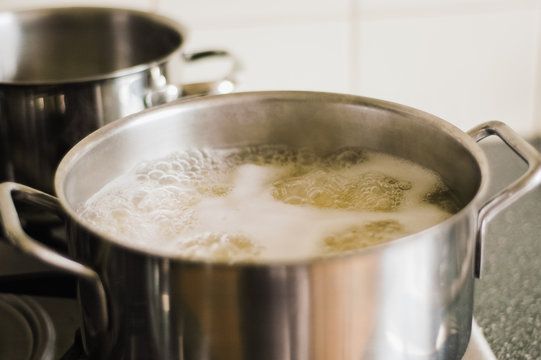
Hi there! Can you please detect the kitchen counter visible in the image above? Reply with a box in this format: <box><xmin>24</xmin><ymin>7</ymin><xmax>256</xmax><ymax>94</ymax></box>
<box><xmin>473</xmin><ymin>139</ymin><xmax>541</xmax><ymax>359</ymax></box>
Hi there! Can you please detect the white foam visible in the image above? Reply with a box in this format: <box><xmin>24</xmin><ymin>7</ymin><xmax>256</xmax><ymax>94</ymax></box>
<box><xmin>78</xmin><ymin>147</ymin><xmax>458</xmax><ymax>262</ymax></box>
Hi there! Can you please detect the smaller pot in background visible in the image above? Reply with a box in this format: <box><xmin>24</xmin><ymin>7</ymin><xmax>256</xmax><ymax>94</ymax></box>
<box><xmin>0</xmin><ymin>7</ymin><xmax>238</xmax><ymax>194</ymax></box>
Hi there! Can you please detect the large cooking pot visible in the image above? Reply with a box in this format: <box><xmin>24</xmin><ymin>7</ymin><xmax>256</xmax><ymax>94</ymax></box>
<box><xmin>1</xmin><ymin>91</ymin><xmax>540</xmax><ymax>360</ymax></box>
<box><xmin>0</xmin><ymin>7</ymin><xmax>237</xmax><ymax>194</ymax></box>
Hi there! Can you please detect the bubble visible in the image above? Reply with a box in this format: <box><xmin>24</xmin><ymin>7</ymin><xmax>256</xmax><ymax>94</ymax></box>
<box><xmin>272</xmin><ymin>170</ymin><xmax>412</xmax><ymax>212</ymax></box>
<box><xmin>135</xmin><ymin>161</ymin><xmax>152</xmax><ymax>175</ymax></box>
<box><xmin>158</xmin><ymin>175</ymin><xmax>180</xmax><ymax>185</ymax></box>
<box><xmin>148</xmin><ymin>169</ymin><xmax>165</xmax><ymax>180</ymax></box>
<box><xmin>155</xmin><ymin>161</ymin><xmax>172</xmax><ymax>172</ymax></box>
<box><xmin>321</xmin><ymin>220</ymin><xmax>404</xmax><ymax>255</ymax></box>
<box><xmin>136</xmin><ymin>174</ymin><xmax>149</xmax><ymax>182</ymax></box>
<box><xmin>324</xmin><ymin>147</ymin><xmax>367</xmax><ymax>167</ymax></box>
<box><xmin>174</xmin><ymin>232</ymin><xmax>263</xmax><ymax>263</ymax></box>
<box><xmin>424</xmin><ymin>182</ymin><xmax>462</xmax><ymax>214</ymax></box>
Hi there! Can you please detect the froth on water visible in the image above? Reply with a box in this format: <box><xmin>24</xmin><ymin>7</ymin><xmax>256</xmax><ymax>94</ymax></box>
<box><xmin>77</xmin><ymin>145</ymin><xmax>462</xmax><ymax>262</ymax></box>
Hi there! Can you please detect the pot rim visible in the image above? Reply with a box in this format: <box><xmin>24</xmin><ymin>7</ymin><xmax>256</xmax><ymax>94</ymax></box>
<box><xmin>0</xmin><ymin>6</ymin><xmax>186</xmax><ymax>86</ymax></box>
<box><xmin>54</xmin><ymin>90</ymin><xmax>491</xmax><ymax>266</ymax></box>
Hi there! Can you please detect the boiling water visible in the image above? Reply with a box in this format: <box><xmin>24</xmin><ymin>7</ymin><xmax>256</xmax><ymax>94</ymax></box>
<box><xmin>77</xmin><ymin>146</ymin><xmax>461</xmax><ymax>262</ymax></box>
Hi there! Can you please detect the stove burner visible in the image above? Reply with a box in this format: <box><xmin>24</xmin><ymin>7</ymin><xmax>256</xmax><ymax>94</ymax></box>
<box><xmin>0</xmin><ymin>203</ymin><xmax>77</xmax><ymax>298</ymax></box>
<box><xmin>0</xmin><ymin>294</ymin><xmax>56</xmax><ymax>360</ymax></box>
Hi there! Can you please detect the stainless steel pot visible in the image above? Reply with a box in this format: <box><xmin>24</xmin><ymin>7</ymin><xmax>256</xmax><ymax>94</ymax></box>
<box><xmin>0</xmin><ymin>7</ymin><xmax>237</xmax><ymax>194</ymax></box>
<box><xmin>1</xmin><ymin>91</ymin><xmax>540</xmax><ymax>360</ymax></box>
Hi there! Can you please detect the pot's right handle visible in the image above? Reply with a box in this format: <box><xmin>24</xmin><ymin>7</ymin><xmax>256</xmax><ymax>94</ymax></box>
<box><xmin>145</xmin><ymin>49</ymin><xmax>240</xmax><ymax>107</ymax></box>
<box><xmin>468</xmin><ymin>121</ymin><xmax>541</xmax><ymax>278</ymax></box>
<box><xmin>0</xmin><ymin>182</ymin><xmax>108</xmax><ymax>335</ymax></box>
<box><xmin>181</xmin><ymin>50</ymin><xmax>239</xmax><ymax>97</ymax></box>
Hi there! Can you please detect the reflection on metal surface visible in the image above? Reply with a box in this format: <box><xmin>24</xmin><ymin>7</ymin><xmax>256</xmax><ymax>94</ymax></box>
<box><xmin>162</xmin><ymin>294</ymin><xmax>170</xmax><ymax>312</ymax></box>
<box><xmin>0</xmin><ymin>13</ymin><xmax>19</xmax><ymax>80</ymax></box>
<box><xmin>463</xmin><ymin>320</ymin><xmax>497</xmax><ymax>360</ymax></box>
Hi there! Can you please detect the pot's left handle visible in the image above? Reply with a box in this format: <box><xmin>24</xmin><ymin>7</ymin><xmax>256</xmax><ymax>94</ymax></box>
<box><xmin>468</xmin><ymin>121</ymin><xmax>541</xmax><ymax>278</ymax></box>
<box><xmin>0</xmin><ymin>182</ymin><xmax>108</xmax><ymax>334</ymax></box>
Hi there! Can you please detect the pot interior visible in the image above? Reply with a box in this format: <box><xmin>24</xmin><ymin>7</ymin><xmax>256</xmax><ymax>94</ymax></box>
<box><xmin>57</xmin><ymin>92</ymin><xmax>486</xmax><ymax>247</ymax></box>
<box><xmin>0</xmin><ymin>7</ymin><xmax>183</xmax><ymax>83</ymax></box>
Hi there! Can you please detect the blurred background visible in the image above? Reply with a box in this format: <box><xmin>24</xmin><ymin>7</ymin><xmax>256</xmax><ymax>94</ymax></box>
<box><xmin>1</xmin><ymin>0</ymin><xmax>539</xmax><ymax>137</ymax></box>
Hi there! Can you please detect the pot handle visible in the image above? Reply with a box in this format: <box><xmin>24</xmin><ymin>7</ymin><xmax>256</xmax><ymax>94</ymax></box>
<box><xmin>145</xmin><ymin>49</ymin><xmax>240</xmax><ymax>107</ymax></box>
<box><xmin>181</xmin><ymin>50</ymin><xmax>239</xmax><ymax>96</ymax></box>
<box><xmin>467</xmin><ymin>121</ymin><xmax>541</xmax><ymax>278</ymax></box>
<box><xmin>0</xmin><ymin>182</ymin><xmax>108</xmax><ymax>334</ymax></box>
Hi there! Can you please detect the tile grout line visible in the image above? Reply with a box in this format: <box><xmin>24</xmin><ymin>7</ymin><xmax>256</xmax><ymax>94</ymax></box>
<box><xmin>532</xmin><ymin>0</ymin><xmax>541</xmax><ymax>136</ymax></box>
<box><xmin>349</xmin><ymin>0</ymin><xmax>361</xmax><ymax>94</ymax></box>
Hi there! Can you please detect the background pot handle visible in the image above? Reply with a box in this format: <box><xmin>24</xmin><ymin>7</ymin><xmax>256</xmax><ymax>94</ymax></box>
<box><xmin>182</xmin><ymin>50</ymin><xmax>239</xmax><ymax>96</ymax></box>
<box><xmin>0</xmin><ymin>182</ymin><xmax>108</xmax><ymax>334</ymax></box>
<box><xmin>145</xmin><ymin>49</ymin><xmax>239</xmax><ymax>107</ymax></box>
<box><xmin>467</xmin><ymin>121</ymin><xmax>541</xmax><ymax>278</ymax></box>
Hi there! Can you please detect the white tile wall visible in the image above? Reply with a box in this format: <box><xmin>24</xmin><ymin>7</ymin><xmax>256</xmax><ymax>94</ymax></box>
<box><xmin>157</xmin><ymin>0</ymin><xmax>350</xmax><ymax>29</ymax></box>
<box><xmin>356</xmin><ymin>7</ymin><xmax>539</xmax><ymax>134</ymax></box>
<box><xmin>181</xmin><ymin>21</ymin><xmax>351</xmax><ymax>93</ymax></box>
<box><xmin>1</xmin><ymin>0</ymin><xmax>540</xmax><ymax>136</ymax></box>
